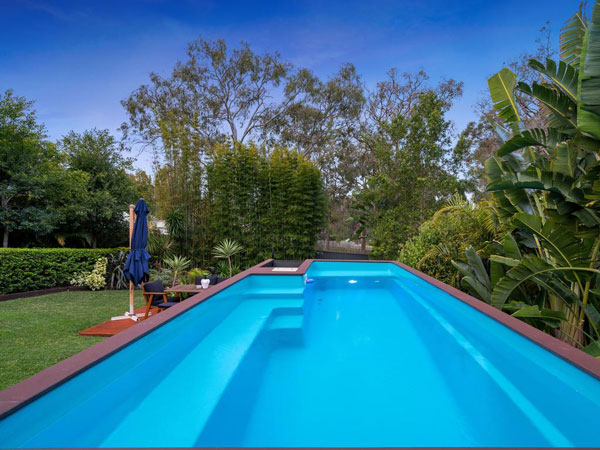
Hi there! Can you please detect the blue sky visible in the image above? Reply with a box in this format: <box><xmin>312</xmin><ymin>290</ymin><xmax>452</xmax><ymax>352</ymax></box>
<box><xmin>1</xmin><ymin>0</ymin><xmax>580</xmax><ymax>171</ymax></box>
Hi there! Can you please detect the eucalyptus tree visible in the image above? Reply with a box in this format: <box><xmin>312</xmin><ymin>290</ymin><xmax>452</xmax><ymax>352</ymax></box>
<box><xmin>122</xmin><ymin>38</ymin><xmax>317</xmax><ymax>151</ymax></box>
<box><xmin>350</xmin><ymin>74</ymin><xmax>469</xmax><ymax>258</ymax></box>
<box><xmin>263</xmin><ymin>63</ymin><xmax>366</xmax><ymax>241</ymax></box>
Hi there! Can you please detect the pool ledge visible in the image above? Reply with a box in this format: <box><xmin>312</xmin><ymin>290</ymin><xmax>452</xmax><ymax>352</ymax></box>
<box><xmin>2</xmin><ymin>257</ymin><xmax>600</xmax><ymax>426</ymax></box>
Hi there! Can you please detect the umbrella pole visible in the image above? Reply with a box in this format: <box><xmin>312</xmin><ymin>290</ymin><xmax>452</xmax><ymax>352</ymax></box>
<box><xmin>112</xmin><ymin>204</ymin><xmax>141</xmax><ymax>322</ymax></box>
<box><xmin>128</xmin><ymin>204</ymin><xmax>135</xmax><ymax>316</ymax></box>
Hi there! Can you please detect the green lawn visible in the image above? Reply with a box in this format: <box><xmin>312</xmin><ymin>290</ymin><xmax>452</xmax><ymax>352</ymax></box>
<box><xmin>0</xmin><ymin>290</ymin><xmax>144</xmax><ymax>391</ymax></box>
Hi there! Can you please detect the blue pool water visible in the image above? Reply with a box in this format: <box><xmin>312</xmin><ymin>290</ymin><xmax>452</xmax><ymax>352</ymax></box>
<box><xmin>1</xmin><ymin>262</ymin><xmax>600</xmax><ymax>447</ymax></box>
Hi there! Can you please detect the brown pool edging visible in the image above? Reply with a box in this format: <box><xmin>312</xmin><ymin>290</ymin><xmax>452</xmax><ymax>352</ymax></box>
<box><xmin>1</xmin><ymin>258</ymin><xmax>600</xmax><ymax>445</ymax></box>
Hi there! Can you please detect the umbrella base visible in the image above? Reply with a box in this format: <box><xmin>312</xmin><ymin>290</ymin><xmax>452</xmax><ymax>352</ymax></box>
<box><xmin>111</xmin><ymin>311</ymin><xmax>145</xmax><ymax>322</ymax></box>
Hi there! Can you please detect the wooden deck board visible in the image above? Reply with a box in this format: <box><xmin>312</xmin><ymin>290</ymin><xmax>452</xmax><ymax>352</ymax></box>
<box><xmin>78</xmin><ymin>305</ymin><xmax>160</xmax><ymax>337</ymax></box>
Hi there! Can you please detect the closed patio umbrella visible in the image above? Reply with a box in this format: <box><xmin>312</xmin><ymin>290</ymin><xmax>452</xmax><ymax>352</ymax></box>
<box><xmin>113</xmin><ymin>198</ymin><xmax>150</xmax><ymax>321</ymax></box>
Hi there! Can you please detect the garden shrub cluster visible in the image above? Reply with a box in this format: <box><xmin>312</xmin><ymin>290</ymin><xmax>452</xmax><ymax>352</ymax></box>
<box><xmin>399</xmin><ymin>199</ymin><xmax>495</xmax><ymax>288</ymax></box>
<box><xmin>0</xmin><ymin>248</ymin><xmax>127</xmax><ymax>294</ymax></box>
<box><xmin>70</xmin><ymin>257</ymin><xmax>108</xmax><ymax>291</ymax></box>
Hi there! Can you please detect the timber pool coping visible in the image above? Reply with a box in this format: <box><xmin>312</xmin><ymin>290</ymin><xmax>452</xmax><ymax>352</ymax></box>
<box><xmin>1</xmin><ymin>258</ymin><xmax>600</xmax><ymax>448</ymax></box>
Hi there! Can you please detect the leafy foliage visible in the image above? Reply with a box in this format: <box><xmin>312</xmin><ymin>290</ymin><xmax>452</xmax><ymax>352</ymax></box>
<box><xmin>216</xmin><ymin>260</ymin><xmax>242</xmax><ymax>278</ymax></box>
<box><xmin>399</xmin><ymin>196</ymin><xmax>496</xmax><ymax>287</ymax></box>
<box><xmin>186</xmin><ymin>268</ymin><xmax>210</xmax><ymax>284</ymax></box>
<box><xmin>163</xmin><ymin>255</ymin><xmax>191</xmax><ymax>287</ymax></box>
<box><xmin>0</xmin><ymin>248</ymin><xmax>127</xmax><ymax>294</ymax></box>
<box><xmin>146</xmin><ymin>230</ymin><xmax>173</xmax><ymax>265</ymax></box>
<box><xmin>453</xmin><ymin>1</ymin><xmax>600</xmax><ymax>353</ymax></box>
<box><xmin>106</xmin><ymin>250</ymin><xmax>129</xmax><ymax>289</ymax></box>
<box><xmin>207</xmin><ymin>144</ymin><xmax>325</xmax><ymax>266</ymax></box>
<box><xmin>351</xmin><ymin>89</ymin><xmax>472</xmax><ymax>258</ymax></box>
<box><xmin>0</xmin><ymin>92</ymin><xmax>137</xmax><ymax>249</ymax></box>
<box><xmin>0</xmin><ymin>90</ymin><xmax>62</xmax><ymax>247</ymax></box>
<box><xmin>70</xmin><ymin>257</ymin><xmax>108</xmax><ymax>291</ymax></box>
<box><xmin>58</xmin><ymin>129</ymin><xmax>137</xmax><ymax>248</ymax></box>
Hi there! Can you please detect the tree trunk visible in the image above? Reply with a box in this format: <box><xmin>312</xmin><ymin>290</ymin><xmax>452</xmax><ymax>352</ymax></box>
<box><xmin>91</xmin><ymin>233</ymin><xmax>97</xmax><ymax>249</ymax></box>
<box><xmin>360</xmin><ymin>233</ymin><xmax>366</xmax><ymax>252</ymax></box>
<box><xmin>2</xmin><ymin>228</ymin><xmax>8</xmax><ymax>248</ymax></box>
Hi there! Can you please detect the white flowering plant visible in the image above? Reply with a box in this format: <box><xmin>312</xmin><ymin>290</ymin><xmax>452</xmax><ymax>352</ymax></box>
<box><xmin>70</xmin><ymin>257</ymin><xmax>107</xmax><ymax>291</ymax></box>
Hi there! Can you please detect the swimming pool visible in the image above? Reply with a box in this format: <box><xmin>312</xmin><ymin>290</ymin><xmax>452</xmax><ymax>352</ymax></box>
<box><xmin>1</xmin><ymin>261</ymin><xmax>600</xmax><ymax>447</ymax></box>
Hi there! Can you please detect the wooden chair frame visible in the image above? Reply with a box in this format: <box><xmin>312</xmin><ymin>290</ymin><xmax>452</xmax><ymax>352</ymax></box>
<box><xmin>141</xmin><ymin>284</ymin><xmax>175</xmax><ymax>319</ymax></box>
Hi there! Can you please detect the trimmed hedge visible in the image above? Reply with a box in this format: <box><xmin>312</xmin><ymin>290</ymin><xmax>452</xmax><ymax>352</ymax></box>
<box><xmin>0</xmin><ymin>248</ymin><xmax>128</xmax><ymax>294</ymax></box>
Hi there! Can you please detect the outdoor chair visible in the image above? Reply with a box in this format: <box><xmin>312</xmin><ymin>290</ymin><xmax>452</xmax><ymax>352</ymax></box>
<box><xmin>141</xmin><ymin>280</ymin><xmax>180</xmax><ymax>319</ymax></box>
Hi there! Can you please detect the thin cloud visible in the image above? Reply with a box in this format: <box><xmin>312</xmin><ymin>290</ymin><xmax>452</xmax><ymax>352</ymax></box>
<box><xmin>17</xmin><ymin>0</ymin><xmax>86</xmax><ymax>22</ymax></box>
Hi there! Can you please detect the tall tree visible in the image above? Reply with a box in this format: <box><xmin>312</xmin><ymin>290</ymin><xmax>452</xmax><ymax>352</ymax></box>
<box><xmin>264</xmin><ymin>63</ymin><xmax>366</xmax><ymax>242</ymax></box>
<box><xmin>58</xmin><ymin>129</ymin><xmax>137</xmax><ymax>248</ymax></box>
<box><xmin>122</xmin><ymin>38</ymin><xmax>315</xmax><ymax>151</ymax></box>
<box><xmin>0</xmin><ymin>90</ymin><xmax>57</xmax><ymax>247</ymax></box>
<box><xmin>351</xmin><ymin>87</ymin><xmax>469</xmax><ymax>258</ymax></box>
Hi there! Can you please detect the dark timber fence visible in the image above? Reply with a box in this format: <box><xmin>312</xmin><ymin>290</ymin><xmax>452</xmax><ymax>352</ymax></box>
<box><xmin>314</xmin><ymin>250</ymin><xmax>370</xmax><ymax>260</ymax></box>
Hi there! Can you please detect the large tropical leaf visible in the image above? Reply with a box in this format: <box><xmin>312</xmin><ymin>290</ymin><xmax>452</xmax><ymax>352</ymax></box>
<box><xmin>496</xmin><ymin>128</ymin><xmax>565</xmax><ymax>156</ymax></box>
<box><xmin>560</xmin><ymin>3</ymin><xmax>587</xmax><ymax>67</ymax></box>
<box><xmin>583</xmin><ymin>340</ymin><xmax>600</xmax><ymax>357</ymax></box>
<box><xmin>551</xmin><ymin>142</ymin><xmax>578</xmax><ymax>177</ymax></box>
<box><xmin>491</xmin><ymin>256</ymin><xmax>592</xmax><ymax>309</ymax></box>
<box><xmin>489</xmin><ymin>255</ymin><xmax>520</xmax><ymax>267</ymax></box>
<box><xmin>502</xmin><ymin>233</ymin><xmax>522</xmax><ymax>259</ymax></box>
<box><xmin>511</xmin><ymin>213</ymin><xmax>589</xmax><ymax>267</ymax></box>
<box><xmin>578</xmin><ymin>1</ymin><xmax>600</xmax><ymax>138</ymax></box>
<box><xmin>516</xmin><ymin>81</ymin><xmax>577</xmax><ymax>130</ymax></box>
<box><xmin>488</xmin><ymin>68</ymin><xmax>522</xmax><ymax>133</ymax></box>
<box><xmin>529</xmin><ymin>58</ymin><xmax>578</xmax><ymax>101</ymax></box>
<box><xmin>465</xmin><ymin>246</ymin><xmax>492</xmax><ymax>292</ymax></box>
<box><xmin>511</xmin><ymin>304</ymin><xmax>567</xmax><ymax>328</ymax></box>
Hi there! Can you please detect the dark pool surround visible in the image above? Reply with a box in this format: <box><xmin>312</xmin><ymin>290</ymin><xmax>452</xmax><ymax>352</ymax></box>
<box><xmin>1</xmin><ymin>258</ymin><xmax>600</xmax><ymax>448</ymax></box>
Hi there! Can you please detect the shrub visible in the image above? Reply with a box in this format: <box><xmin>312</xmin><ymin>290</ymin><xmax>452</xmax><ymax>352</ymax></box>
<box><xmin>70</xmin><ymin>257</ymin><xmax>108</xmax><ymax>290</ymax></box>
<box><xmin>399</xmin><ymin>198</ymin><xmax>495</xmax><ymax>287</ymax></box>
<box><xmin>0</xmin><ymin>248</ymin><xmax>127</xmax><ymax>294</ymax></box>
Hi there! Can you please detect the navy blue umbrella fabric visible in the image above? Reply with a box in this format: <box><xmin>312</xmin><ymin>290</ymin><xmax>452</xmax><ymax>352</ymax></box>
<box><xmin>123</xmin><ymin>199</ymin><xmax>151</xmax><ymax>286</ymax></box>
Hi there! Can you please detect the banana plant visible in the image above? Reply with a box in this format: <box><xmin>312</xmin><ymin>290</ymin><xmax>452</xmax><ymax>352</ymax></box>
<box><xmin>454</xmin><ymin>0</ymin><xmax>600</xmax><ymax>355</ymax></box>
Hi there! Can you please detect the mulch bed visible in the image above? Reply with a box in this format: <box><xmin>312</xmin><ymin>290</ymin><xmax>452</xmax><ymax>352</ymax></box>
<box><xmin>0</xmin><ymin>286</ymin><xmax>87</xmax><ymax>302</ymax></box>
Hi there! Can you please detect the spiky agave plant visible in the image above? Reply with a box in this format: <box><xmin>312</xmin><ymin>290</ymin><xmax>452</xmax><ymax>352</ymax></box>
<box><xmin>212</xmin><ymin>239</ymin><xmax>243</xmax><ymax>278</ymax></box>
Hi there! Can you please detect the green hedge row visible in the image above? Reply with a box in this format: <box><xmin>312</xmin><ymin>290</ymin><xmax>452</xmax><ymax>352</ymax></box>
<box><xmin>0</xmin><ymin>248</ymin><xmax>128</xmax><ymax>294</ymax></box>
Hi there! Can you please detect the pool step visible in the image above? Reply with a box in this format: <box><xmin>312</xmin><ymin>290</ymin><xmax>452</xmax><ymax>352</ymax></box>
<box><xmin>100</xmin><ymin>295</ymin><xmax>305</xmax><ymax>448</ymax></box>
<box><xmin>265</xmin><ymin>307</ymin><xmax>304</xmax><ymax>345</ymax></box>
<box><xmin>244</xmin><ymin>289</ymin><xmax>305</xmax><ymax>300</ymax></box>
